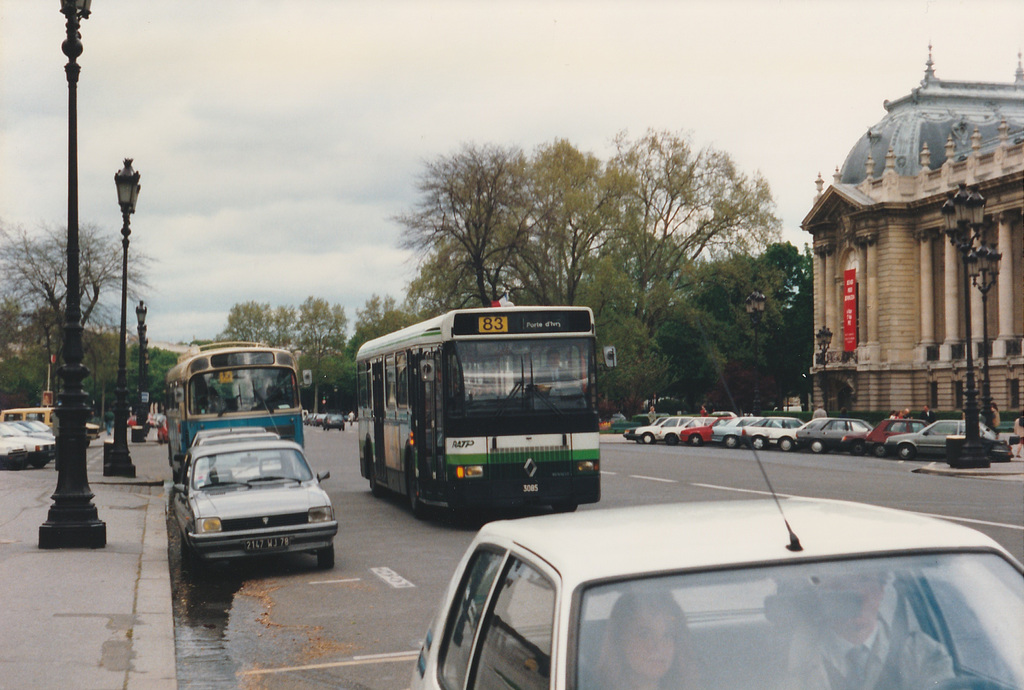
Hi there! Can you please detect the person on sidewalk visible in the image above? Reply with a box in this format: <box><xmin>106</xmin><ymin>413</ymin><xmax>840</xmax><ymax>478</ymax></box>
<box><xmin>920</xmin><ymin>405</ymin><xmax>937</xmax><ymax>424</ymax></box>
<box><xmin>1014</xmin><ymin>411</ymin><xmax>1023</xmax><ymax>459</ymax></box>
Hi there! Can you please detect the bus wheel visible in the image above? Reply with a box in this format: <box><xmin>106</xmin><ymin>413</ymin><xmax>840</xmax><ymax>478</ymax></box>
<box><xmin>407</xmin><ymin>459</ymin><xmax>428</xmax><ymax>520</ymax></box>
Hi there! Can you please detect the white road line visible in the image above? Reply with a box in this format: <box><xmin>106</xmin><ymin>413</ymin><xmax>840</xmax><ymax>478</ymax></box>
<box><xmin>600</xmin><ymin>471</ymin><xmax>618</xmax><ymax>476</ymax></box>
<box><xmin>239</xmin><ymin>651</ymin><xmax>420</xmax><ymax>676</ymax></box>
<box><xmin>690</xmin><ymin>483</ymin><xmax>1023</xmax><ymax>532</ymax></box>
<box><xmin>309</xmin><ymin>577</ymin><xmax>362</xmax><ymax>585</ymax></box>
<box><xmin>629</xmin><ymin>474</ymin><xmax>677</xmax><ymax>483</ymax></box>
<box><xmin>371</xmin><ymin>566</ymin><xmax>415</xmax><ymax>588</ymax></box>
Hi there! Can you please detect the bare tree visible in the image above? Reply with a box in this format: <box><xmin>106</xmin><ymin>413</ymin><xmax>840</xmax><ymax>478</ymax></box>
<box><xmin>397</xmin><ymin>143</ymin><xmax>530</xmax><ymax>308</ymax></box>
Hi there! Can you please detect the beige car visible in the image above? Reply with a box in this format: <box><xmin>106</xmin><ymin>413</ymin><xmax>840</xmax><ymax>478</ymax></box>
<box><xmin>0</xmin><ymin>407</ymin><xmax>101</xmax><ymax>444</ymax></box>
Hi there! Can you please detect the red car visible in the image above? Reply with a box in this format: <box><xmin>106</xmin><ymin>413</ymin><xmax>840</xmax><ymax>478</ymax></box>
<box><xmin>677</xmin><ymin>416</ymin><xmax>731</xmax><ymax>446</ymax></box>
<box><xmin>841</xmin><ymin>418</ymin><xmax>926</xmax><ymax>457</ymax></box>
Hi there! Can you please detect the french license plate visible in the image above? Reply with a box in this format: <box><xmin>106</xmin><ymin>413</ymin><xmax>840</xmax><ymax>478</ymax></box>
<box><xmin>523</xmin><ymin>483</ymin><xmax>539</xmax><ymax>493</ymax></box>
<box><xmin>244</xmin><ymin>536</ymin><xmax>291</xmax><ymax>551</ymax></box>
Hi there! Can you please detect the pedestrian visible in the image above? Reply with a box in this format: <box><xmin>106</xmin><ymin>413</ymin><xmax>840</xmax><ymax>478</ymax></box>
<box><xmin>921</xmin><ymin>405</ymin><xmax>936</xmax><ymax>424</ymax></box>
<box><xmin>1014</xmin><ymin>411</ymin><xmax>1024</xmax><ymax>459</ymax></box>
<box><xmin>988</xmin><ymin>402</ymin><xmax>1001</xmax><ymax>430</ymax></box>
<box><xmin>901</xmin><ymin>408</ymin><xmax>911</xmax><ymax>419</ymax></box>
<box><xmin>647</xmin><ymin>405</ymin><xmax>657</xmax><ymax>424</ymax></box>
<box><xmin>104</xmin><ymin>408</ymin><xmax>114</xmax><ymax>435</ymax></box>
<box><xmin>889</xmin><ymin>410</ymin><xmax>899</xmax><ymax>419</ymax></box>
<box><xmin>812</xmin><ymin>406</ymin><xmax>827</xmax><ymax>419</ymax></box>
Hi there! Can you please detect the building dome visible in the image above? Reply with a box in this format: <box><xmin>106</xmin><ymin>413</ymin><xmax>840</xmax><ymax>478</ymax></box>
<box><xmin>839</xmin><ymin>51</ymin><xmax>1024</xmax><ymax>185</ymax></box>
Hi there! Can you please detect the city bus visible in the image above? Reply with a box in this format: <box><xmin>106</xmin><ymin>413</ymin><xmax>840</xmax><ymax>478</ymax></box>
<box><xmin>356</xmin><ymin>306</ymin><xmax>600</xmax><ymax>517</ymax></box>
<box><xmin>165</xmin><ymin>342</ymin><xmax>304</xmax><ymax>477</ymax></box>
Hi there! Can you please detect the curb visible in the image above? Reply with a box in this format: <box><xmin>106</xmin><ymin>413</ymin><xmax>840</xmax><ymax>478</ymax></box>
<box><xmin>913</xmin><ymin>461</ymin><xmax>1024</xmax><ymax>480</ymax></box>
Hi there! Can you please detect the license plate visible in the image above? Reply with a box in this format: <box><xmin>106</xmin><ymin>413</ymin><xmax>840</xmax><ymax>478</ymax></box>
<box><xmin>523</xmin><ymin>483</ymin><xmax>539</xmax><ymax>493</ymax></box>
<box><xmin>244</xmin><ymin>536</ymin><xmax>291</xmax><ymax>551</ymax></box>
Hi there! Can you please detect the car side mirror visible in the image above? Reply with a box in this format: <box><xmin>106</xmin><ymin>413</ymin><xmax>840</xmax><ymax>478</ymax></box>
<box><xmin>317</xmin><ymin>471</ymin><xmax>331</xmax><ymax>482</ymax></box>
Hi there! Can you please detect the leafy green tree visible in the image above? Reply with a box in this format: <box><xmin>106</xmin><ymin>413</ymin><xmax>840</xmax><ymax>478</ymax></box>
<box><xmin>220</xmin><ymin>301</ymin><xmax>275</xmax><ymax>344</ymax></box>
<box><xmin>295</xmin><ymin>297</ymin><xmax>348</xmax><ymax>413</ymax></box>
<box><xmin>348</xmin><ymin>294</ymin><xmax>416</xmax><ymax>356</ymax></box>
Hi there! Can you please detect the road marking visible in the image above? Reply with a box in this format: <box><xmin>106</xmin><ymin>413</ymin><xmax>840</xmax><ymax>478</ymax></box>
<box><xmin>371</xmin><ymin>566</ymin><xmax>415</xmax><ymax>588</ymax></box>
<box><xmin>309</xmin><ymin>577</ymin><xmax>362</xmax><ymax>585</ymax></box>
<box><xmin>629</xmin><ymin>474</ymin><xmax>677</xmax><ymax>483</ymax></box>
<box><xmin>691</xmin><ymin>483</ymin><xmax>1023</xmax><ymax>532</ymax></box>
<box><xmin>239</xmin><ymin>651</ymin><xmax>420</xmax><ymax>676</ymax></box>
<box><xmin>600</xmin><ymin>471</ymin><xmax>618</xmax><ymax>476</ymax></box>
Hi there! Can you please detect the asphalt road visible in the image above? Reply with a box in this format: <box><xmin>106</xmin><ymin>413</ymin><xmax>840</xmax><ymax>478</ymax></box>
<box><xmin>171</xmin><ymin>429</ymin><xmax>1024</xmax><ymax>689</ymax></box>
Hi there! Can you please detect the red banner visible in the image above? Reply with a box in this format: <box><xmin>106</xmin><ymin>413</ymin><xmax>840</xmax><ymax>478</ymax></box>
<box><xmin>843</xmin><ymin>268</ymin><xmax>857</xmax><ymax>352</ymax></box>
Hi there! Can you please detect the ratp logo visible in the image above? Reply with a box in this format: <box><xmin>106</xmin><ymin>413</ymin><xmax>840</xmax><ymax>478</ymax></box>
<box><xmin>452</xmin><ymin>439</ymin><xmax>475</xmax><ymax>448</ymax></box>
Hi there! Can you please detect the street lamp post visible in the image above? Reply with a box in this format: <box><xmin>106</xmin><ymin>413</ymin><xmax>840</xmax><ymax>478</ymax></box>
<box><xmin>104</xmin><ymin>159</ymin><xmax>141</xmax><ymax>478</ymax></box>
<box><xmin>941</xmin><ymin>183</ymin><xmax>989</xmax><ymax>468</ymax></box>
<box><xmin>746</xmin><ymin>290</ymin><xmax>766</xmax><ymax>415</ymax></box>
<box><xmin>136</xmin><ymin>301</ymin><xmax>148</xmax><ymax>424</ymax></box>
<box><xmin>816</xmin><ymin>327</ymin><xmax>833</xmax><ymax>412</ymax></box>
<box><xmin>969</xmin><ymin>243</ymin><xmax>1000</xmax><ymax>428</ymax></box>
<box><xmin>39</xmin><ymin>0</ymin><xmax>106</xmax><ymax>549</ymax></box>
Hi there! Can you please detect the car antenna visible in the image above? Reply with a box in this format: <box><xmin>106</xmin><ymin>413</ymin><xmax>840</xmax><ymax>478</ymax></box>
<box><xmin>696</xmin><ymin>315</ymin><xmax>803</xmax><ymax>552</ymax></box>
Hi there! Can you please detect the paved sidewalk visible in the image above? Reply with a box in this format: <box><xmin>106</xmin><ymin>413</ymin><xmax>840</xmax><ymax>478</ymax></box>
<box><xmin>0</xmin><ymin>437</ymin><xmax>176</xmax><ymax>689</ymax></box>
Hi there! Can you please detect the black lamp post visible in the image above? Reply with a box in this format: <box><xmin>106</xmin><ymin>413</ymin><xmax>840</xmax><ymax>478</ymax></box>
<box><xmin>39</xmin><ymin>0</ymin><xmax>106</xmax><ymax>549</ymax></box>
<box><xmin>816</xmin><ymin>326</ymin><xmax>833</xmax><ymax>412</ymax></box>
<box><xmin>746</xmin><ymin>290</ymin><xmax>766</xmax><ymax>415</ymax></box>
<box><xmin>136</xmin><ymin>300</ymin><xmax>149</xmax><ymax>423</ymax></box>
<box><xmin>104</xmin><ymin>158</ymin><xmax>141</xmax><ymax>478</ymax></box>
<box><xmin>941</xmin><ymin>183</ymin><xmax>989</xmax><ymax>468</ymax></box>
<box><xmin>969</xmin><ymin>242</ymin><xmax>1000</xmax><ymax>428</ymax></box>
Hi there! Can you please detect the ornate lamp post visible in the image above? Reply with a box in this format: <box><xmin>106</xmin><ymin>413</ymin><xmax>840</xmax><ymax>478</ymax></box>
<box><xmin>969</xmin><ymin>242</ymin><xmax>1000</xmax><ymax>428</ymax></box>
<box><xmin>136</xmin><ymin>300</ymin><xmax>149</xmax><ymax>423</ymax></box>
<box><xmin>104</xmin><ymin>159</ymin><xmax>141</xmax><ymax>478</ymax></box>
<box><xmin>39</xmin><ymin>0</ymin><xmax>106</xmax><ymax>549</ymax></box>
<box><xmin>745</xmin><ymin>290</ymin><xmax>766</xmax><ymax>415</ymax></box>
<box><xmin>941</xmin><ymin>183</ymin><xmax>989</xmax><ymax>468</ymax></box>
<box><xmin>816</xmin><ymin>326</ymin><xmax>833</xmax><ymax>412</ymax></box>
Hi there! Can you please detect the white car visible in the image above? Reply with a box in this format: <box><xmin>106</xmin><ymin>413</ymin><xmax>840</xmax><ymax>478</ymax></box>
<box><xmin>0</xmin><ymin>436</ymin><xmax>29</xmax><ymax>470</ymax></box>
<box><xmin>740</xmin><ymin>416</ymin><xmax>806</xmax><ymax>450</ymax></box>
<box><xmin>629</xmin><ymin>416</ymin><xmax>694</xmax><ymax>445</ymax></box>
<box><xmin>411</xmin><ymin>499</ymin><xmax>1023</xmax><ymax>690</ymax></box>
<box><xmin>0</xmin><ymin>421</ymin><xmax>54</xmax><ymax>469</ymax></box>
<box><xmin>171</xmin><ymin>439</ymin><xmax>337</xmax><ymax>572</ymax></box>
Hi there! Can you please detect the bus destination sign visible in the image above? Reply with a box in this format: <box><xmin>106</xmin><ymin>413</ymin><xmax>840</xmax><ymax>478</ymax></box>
<box><xmin>453</xmin><ymin>310</ymin><xmax>592</xmax><ymax>336</ymax></box>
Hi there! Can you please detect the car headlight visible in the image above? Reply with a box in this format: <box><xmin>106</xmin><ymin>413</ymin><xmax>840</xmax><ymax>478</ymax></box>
<box><xmin>308</xmin><ymin>506</ymin><xmax>334</xmax><ymax>523</ymax></box>
<box><xmin>199</xmin><ymin>517</ymin><xmax>222</xmax><ymax>533</ymax></box>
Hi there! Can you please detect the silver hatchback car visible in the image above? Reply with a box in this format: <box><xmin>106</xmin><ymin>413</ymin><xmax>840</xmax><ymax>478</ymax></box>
<box><xmin>172</xmin><ymin>439</ymin><xmax>338</xmax><ymax>572</ymax></box>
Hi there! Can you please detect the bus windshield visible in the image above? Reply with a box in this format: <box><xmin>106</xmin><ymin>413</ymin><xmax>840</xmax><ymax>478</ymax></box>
<box><xmin>189</xmin><ymin>367</ymin><xmax>297</xmax><ymax>415</ymax></box>
<box><xmin>450</xmin><ymin>338</ymin><xmax>595</xmax><ymax>416</ymax></box>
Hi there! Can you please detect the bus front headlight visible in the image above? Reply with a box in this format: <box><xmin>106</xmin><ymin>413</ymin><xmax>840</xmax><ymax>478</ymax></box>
<box><xmin>456</xmin><ymin>465</ymin><xmax>484</xmax><ymax>479</ymax></box>
<box><xmin>576</xmin><ymin>460</ymin><xmax>598</xmax><ymax>472</ymax></box>
<box><xmin>308</xmin><ymin>506</ymin><xmax>334</xmax><ymax>523</ymax></box>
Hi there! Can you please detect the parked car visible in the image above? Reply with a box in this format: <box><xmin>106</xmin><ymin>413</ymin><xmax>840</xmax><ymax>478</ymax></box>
<box><xmin>624</xmin><ymin>416</ymin><xmax>672</xmax><ymax>444</ymax></box>
<box><xmin>674</xmin><ymin>417</ymin><xmax>726</xmax><ymax>446</ymax></box>
<box><xmin>794</xmin><ymin>417</ymin><xmax>873</xmax><ymax>453</ymax></box>
<box><xmin>410</xmin><ymin>498</ymin><xmax>1024</xmax><ymax>690</ymax></box>
<box><xmin>740</xmin><ymin>416</ymin><xmax>806</xmax><ymax>450</ymax></box>
<box><xmin>322</xmin><ymin>413</ymin><xmax>346</xmax><ymax>431</ymax></box>
<box><xmin>0</xmin><ymin>436</ymin><xmax>29</xmax><ymax>470</ymax></box>
<box><xmin>171</xmin><ymin>439</ymin><xmax>338</xmax><ymax>572</ymax></box>
<box><xmin>0</xmin><ymin>421</ymin><xmax>56</xmax><ymax>469</ymax></box>
<box><xmin>0</xmin><ymin>406</ymin><xmax>101</xmax><ymax>443</ymax></box>
<box><xmin>710</xmin><ymin>416</ymin><xmax>764</xmax><ymax>448</ymax></box>
<box><xmin>840</xmin><ymin>418</ymin><xmax>927</xmax><ymax>457</ymax></box>
<box><xmin>882</xmin><ymin>419</ymin><xmax>1011</xmax><ymax>461</ymax></box>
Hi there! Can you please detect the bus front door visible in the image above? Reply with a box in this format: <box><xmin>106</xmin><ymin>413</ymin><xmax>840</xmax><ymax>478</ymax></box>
<box><xmin>415</xmin><ymin>350</ymin><xmax>443</xmax><ymax>501</ymax></box>
<box><xmin>371</xmin><ymin>360</ymin><xmax>386</xmax><ymax>483</ymax></box>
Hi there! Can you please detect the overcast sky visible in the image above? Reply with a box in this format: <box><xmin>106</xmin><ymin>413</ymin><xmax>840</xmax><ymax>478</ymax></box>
<box><xmin>2</xmin><ymin>0</ymin><xmax>1022</xmax><ymax>344</ymax></box>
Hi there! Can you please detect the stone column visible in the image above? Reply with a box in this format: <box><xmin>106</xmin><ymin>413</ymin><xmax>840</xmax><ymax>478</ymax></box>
<box><xmin>943</xmin><ymin>238</ymin><xmax>959</xmax><ymax>344</ymax></box>
<box><xmin>815</xmin><ymin>248</ymin><xmax>827</xmax><ymax>331</ymax></box>
<box><xmin>997</xmin><ymin>211</ymin><xmax>1015</xmax><ymax>340</ymax></box>
<box><xmin>866</xmin><ymin>239</ymin><xmax>879</xmax><ymax>345</ymax></box>
<box><xmin>824</xmin><ymin>249</ymin><xmax>835</xmax><ymax>336</ymax></box>
<box><xmin>919</xmin><ymin>232</ymin><xmax>935</xmax><ymax>345</ymax></box>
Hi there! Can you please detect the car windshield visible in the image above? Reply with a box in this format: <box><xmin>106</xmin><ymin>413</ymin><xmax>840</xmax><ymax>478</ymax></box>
<box><xmin>575</xmin><ymin>553</ymin><xmax>1023</xmax><ymax>690</ymax></box>
<box><xmin>191</xmin><ymin>447</ymin><xmax>313</xmax><ymax>490</ymax></box>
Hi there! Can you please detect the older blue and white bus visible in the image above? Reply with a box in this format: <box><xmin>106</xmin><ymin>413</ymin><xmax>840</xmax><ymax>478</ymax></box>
<box><xmin>356</xmin><ymin>306</ymin><xmax>600</xmax><ymax>517</ymax></box>
<box><xmin>165</xmin><ymin>342</ymin><xmax>304</xmax><ymax>476</ymax></box>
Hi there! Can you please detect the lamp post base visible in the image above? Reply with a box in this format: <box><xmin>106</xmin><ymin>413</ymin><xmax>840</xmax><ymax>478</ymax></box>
<box><xmin>948</xmin><ymin>439</ymin><xmax>991</xmax><ymax>469</ymax></box>
<box><xmin>103</xmin><ymin>442</ymin><xmax>136</xmax><ymax>477</ymax></box>
<box><xmin>39</xmin><ymin>511</ymin><xmax>106</xmax><ymax>549</ymax></box>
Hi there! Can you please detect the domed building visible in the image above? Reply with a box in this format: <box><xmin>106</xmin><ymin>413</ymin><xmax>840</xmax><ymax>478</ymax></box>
<box><xmin>802</xmin><ymin>51</ymin><xmax>1023</xmax><ymax>416</ymax></box>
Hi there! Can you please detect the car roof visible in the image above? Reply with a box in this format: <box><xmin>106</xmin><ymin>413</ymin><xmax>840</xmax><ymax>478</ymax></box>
<box><xmin>187</xmin><ymin>438</ymin><xmax>303</xmax><ymax>459</ymax></box>
<box><xmin>478</xmin><ymin>498</ymin><xmax>1018</xmax><ymax>587</ymax></box>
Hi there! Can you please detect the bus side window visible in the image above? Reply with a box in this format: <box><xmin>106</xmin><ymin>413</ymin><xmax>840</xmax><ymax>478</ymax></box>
<box><xmin>396</xmin><ymin>352</ymin><xmax>408</xmax><ymax>409</ymax></box>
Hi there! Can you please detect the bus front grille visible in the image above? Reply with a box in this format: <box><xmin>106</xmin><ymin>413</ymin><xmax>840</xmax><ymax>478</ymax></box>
<box><xmin>487</xmin><ymin>445</ymin><xmax>573</xmax><ymax>479</ymax></box>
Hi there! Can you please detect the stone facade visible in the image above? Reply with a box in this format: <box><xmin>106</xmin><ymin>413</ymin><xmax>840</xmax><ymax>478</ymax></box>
<box><xmin>802</xmin><ymin>54</ymin><xmax>1024</xmax><ymax>415</ymax></box>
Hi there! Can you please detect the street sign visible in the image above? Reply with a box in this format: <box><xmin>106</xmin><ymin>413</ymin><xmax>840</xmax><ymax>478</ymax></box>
<box><xmin>303</xmin><ymin>369</ymin><xmax>313</xmax><ymax>385</ymax></box>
